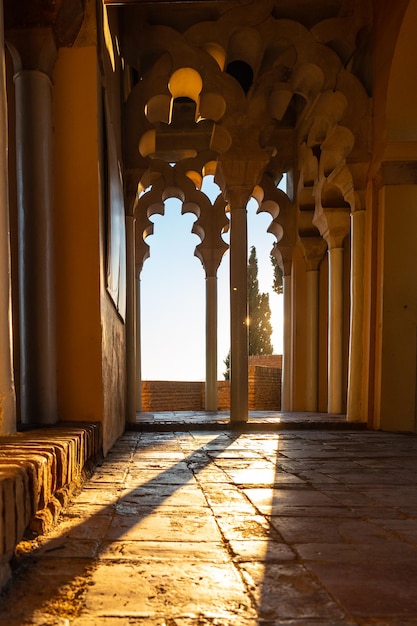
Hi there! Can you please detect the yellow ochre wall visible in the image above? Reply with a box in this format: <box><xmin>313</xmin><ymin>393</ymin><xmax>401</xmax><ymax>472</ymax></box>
<box><xmin>53</xmin><ymin>45</ymin><xmax>126</xmax><ymax>453</ymax></box>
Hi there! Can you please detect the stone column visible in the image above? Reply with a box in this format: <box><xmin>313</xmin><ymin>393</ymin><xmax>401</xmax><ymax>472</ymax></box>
<box><xmin>126</xmin><ymin>215</ymin><xmax>137</xmax><ymax>424</ymax></box>
<box><xmin>300</xmin><ymin>237</ymin><xmax>327</xmax><ymax>411</ymax></box>
<box><xmin>135</xmin><ymin>272</ymin><xmax>142</xmax><ymax>412</ymax></box>
<box><xmin>314</xmin><ymin>207</ymin><xmax>350</xmax><ymax>415</ymax></box>
<box><xmin>327</xmin><ymin>245</ymin><xmax>345</xmax><ymax>414</ymax></box>
<box><xmin>227</xmin><ymin>187</ymin><xmax>250</xmax><ymax>422</ymax></box>
<box><xmin>0</xmin><ymin>0</ymin><xmax>16</xmax><ymax>435</ymax></box>
<box><xmin>347</xmin><ymin>209</ymin><xmax>366</xmax><ymax>421</ymax></box>
<box><xmin>281</xmin><ymin>272</ymin><xmax>292</xmax><ymax>411</ymax></box>
<box><xmin>218</xmin><ymin>155</ymin><xmax>267</xmax><ymax>423</ymax></box>
<box><xmin>305</xmin><ymin>269</ymin><xmax>320</xmax><ymax>410</ymax></box>
<box><xmin>8</xmin><ymin>29</ymin><xmax>58</xmax><ymax>424</ymax></box>
<box><xmin>228</xmin><ymin>187</ymin><xmax>251</xmax><ymax>422</ymax></box>
<box><xmin>205</xmin><ymin>274</ymin><xmax>218</xmax><ymax>411</ymax></box>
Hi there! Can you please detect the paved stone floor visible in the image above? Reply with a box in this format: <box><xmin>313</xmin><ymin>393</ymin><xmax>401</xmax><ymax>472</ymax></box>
<box><xmin>2</xmin><ymin>427</ymin><xmax>417</xmax><ymax>625</ymax></box>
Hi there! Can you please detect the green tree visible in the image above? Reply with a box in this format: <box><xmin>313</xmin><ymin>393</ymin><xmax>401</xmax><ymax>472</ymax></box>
<box><xmin>223</xmin><ymin>351</ymin><xmax>230</xmax><ymax>381</ymax></box>
<box><xmin>271</xmin><ymin>252</ymin><xmax>283</xmax><ymax>295</ymax></box>
<box><xmin>224</xmin><ymin>246</ymin><xmax>274</xmax><ymax>379</ymax></box>
<box><xmin>248</xmin><ymin>246</ymin><xmax>273</xmax><ymax>356</ymax></box>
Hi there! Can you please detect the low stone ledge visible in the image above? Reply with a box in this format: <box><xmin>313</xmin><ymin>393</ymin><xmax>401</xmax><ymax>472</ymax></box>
<box><xmin>0</xmin><ymin>423</ymin><xmax>102</xmax><ymax>592</ymax></box>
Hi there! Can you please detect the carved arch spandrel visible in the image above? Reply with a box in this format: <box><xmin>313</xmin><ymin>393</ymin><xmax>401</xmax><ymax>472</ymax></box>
<box><xmin>134</xmin><ymin>160</ymin><xmax>229</xmax><ymax>278</ymax></box>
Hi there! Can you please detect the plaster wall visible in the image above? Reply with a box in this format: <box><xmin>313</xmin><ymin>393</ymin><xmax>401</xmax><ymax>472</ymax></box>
<box><xmin>53</xmin><ymin>45</ymin><xmax>126</xmax><ymax>452</ymax></box>
<box><xmin>374</xmin><ymin>185</ymin><xmax>417</xmax><ymax>431</ymax></box>
<box><xmin>53</xmin><ymin>46</ymin><xmax>103</xmax><ymax>425</ymax></box>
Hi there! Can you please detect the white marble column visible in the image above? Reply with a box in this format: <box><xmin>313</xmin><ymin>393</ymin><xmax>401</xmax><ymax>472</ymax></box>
<box><xmin>10</xmin><ymin>31</ymin><xmax>58</xmax><ymax>424</ymax></box>
<box><xmin>347</xmin><ymin>209</ymin><xmax>366</xmax><ymax>421</ymax></box>
<box><xmin>281</xmin><ymin>273</ymin><xmax>292</xmax><ymax>411</ymax></box>
<box><xmin>126</xmin><ymin>215</ymin><xmax>137</xmax><ymax>423</ymax></box>
<box><xmin>0</xmin><ymin>0</ymin><xmax>16</xmax><ymax>435</ymax></box>
<box><xmin>228</xmin><ymin>188</ymin><xmax>249</xmax><ymax>422</ymax></box>
<box><xmin>205</xmin><ymin>274</ymin><xmax>218</xmax><ymax>411</ymax></box>
<box><xmin>305</xmin><ymin>269</ymin><xmax>320</xmax><ymax>411</ymax></box>
<box><xmin>327</xmin><ymin>246</ymin><xmax>344</xmax><ymax>414</ymax></box>
<box><xmin>135</xmin><ymin>273</ymin><xmax>142</xmax><ymax>412</ymax></box>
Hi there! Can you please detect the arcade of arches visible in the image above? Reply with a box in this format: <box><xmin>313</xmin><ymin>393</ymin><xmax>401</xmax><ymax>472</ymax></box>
<box><xmin>0</xmin><ymin>0</ymin><xmax>417</xmax><ymax>453</ymax></box>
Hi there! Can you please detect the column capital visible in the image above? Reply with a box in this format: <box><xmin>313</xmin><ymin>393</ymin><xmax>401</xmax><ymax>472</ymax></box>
<box><xmin>216</xmin><ymin>154</ymin><xmax>269</xmax><ymax>204</ymax></box>
<box><xmin>299</xmin><ymin>235</ymin><xmax>327</xmax><ymax>271</ymax></box>
<box><xmin>6</xmin><ymin>27</ymin><xmax>57</xmax><ymax>77</ymax></box>
<box><xmin>313</xmin><ymin>207</ymin><xmax>350</xmax><ymax>249</ymax></box>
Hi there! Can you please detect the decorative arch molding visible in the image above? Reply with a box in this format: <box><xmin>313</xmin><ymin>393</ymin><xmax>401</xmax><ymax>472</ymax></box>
<box><xmin>122</xmin><ymin>6</ymin><xmax>371</xmax><ymax>179</ymax></box>
<box><xmin>134</xmin><ymin>159</ymin><xmax>228</xmax><ymax>276</ymax></box>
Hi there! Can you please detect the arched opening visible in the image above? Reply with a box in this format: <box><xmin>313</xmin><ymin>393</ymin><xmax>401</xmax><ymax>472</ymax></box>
<box><xmin>200</xmin><ymin>174</ymin><xmax>230</xmax><ymax>380</ymax></box>
<box><xmin>140</xmin><ymin>198</ymin><xmax>205</xmax><ymax>381</ymax></box>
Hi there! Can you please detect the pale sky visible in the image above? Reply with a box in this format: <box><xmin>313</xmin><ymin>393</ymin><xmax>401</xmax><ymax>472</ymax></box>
<box><xmin>140</xmin><ymin>176</ymin><xmax>284</xmax><ymax>381</ymax></box>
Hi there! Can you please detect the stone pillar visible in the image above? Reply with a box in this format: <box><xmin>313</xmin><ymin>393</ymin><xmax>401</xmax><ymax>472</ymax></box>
<box><xmin>228</xmin><ymin>187</ymin><xmax>251</xmax><ymax>422</ymax></box>
<box><xmin>314</xmin><ymin>207</ymin><xmax>350</xmax><ymax>415</ymax></box>
<box><xmin>327</xmin><ymin>245</ymin><xmax>345</xmax><ymax>414</ymax></box>
<box><xmin>347</xmin><ymin>209</ymin><xmax>366</xmax><ymax>421</ymax></box>
<box><xmin>8</xmin><ymin>29</ymin><xmax>58</xmax><ymax>424</ymax></box>
<box><xmin>205</xmin><ymin>274</ymin><xmax>218</xmax><ymax>411</ymax></box>
<box><xmin>0</xmin><ymin>0</ymin><xmax>16</xmax><ymax>435</ymax></box>
<box><xmin>135</xmin><ymin>273</ymin><xmax>142</xmax><ymax>412</ymax></box>
<box><xmin>126</xmin><ymin>215</ymin><xmax>137</xmax><ymax>424</ymax></box>
<box><xmin>305</xmin><ymin>269</ymin><xmax>320</xmax><ymax>411</ymax></box>
<box><xmin>281</xmin><ymin>273</ymin><xmax>292</xmax><ymax>411</ymax></box>
<box><xmin>299</xmin><ymin>237</ymin><xmax>327</xmax><ymax>412</ymax></box>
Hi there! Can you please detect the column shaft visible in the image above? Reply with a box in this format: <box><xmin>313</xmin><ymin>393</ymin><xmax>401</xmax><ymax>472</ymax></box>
<box><xmin>305</xmin><ymin>269</ymin><xmax>319</xmax><ymax>411</ymax></box>
<box><xmin>126</xmin><ymin>216</ymin><xmax>137</xmax><ymax>423</ymax></box>
<box><xmin>229</xmin><ymin>197</ymin><xmax>248</xmax><ymax>422</ymax></box>
<box><xmin>347</xmin><ymin>210</ymin><xmax>366</xmax><ymax>421</ymax></box>
<box><xmin>205</xmin><ymin>275</ymin><xmax>218</xmax><ymax>411</ymax></box>
<box><xmin>0</xmin><ymin>0</ymin><xmax>16</xmax><ymax>434</ymax></box>
<box><xmin>327</xmin><ymin>247</ymin><xmax>344</xmax><ymax>413</ymax></box>
<box><xmin>135</xmin><ymin>275</ymin><xmax>142</xmax><ymax>412</ymax></box>
<box><xmin>281</xmin><ymin>274</ymin><xmax>292</xmax><ymax>411</ymax></box>
<box><xmin>15</xmin><ymin>70</ymin><xmax>57</xmax><ymax>423</ymax></box>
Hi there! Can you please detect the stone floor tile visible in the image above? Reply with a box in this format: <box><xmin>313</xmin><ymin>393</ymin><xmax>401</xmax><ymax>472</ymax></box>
<box><xmin>243</xmin><ymin>487</ymin><xmax>339</xmax><ymax>512</ymax></box>
<box><xmin>44</xmin><ymin>514</ymin><xmax>112</xmax><ymax>540</ymax></box>
<box><xmin>118</xmin><ymin>483</ymin><xmax>208</xmax><ymax>507</ymax></box>
<box><xmin>98</xmin><ymin>540</ymin><xmax>230</xmax><ymax>562</ymax></box>
<box><xmin>306</xmin><ymin>560</ymin><xmax>417</xmax><ymax>617</ymax></box>
<box><xmin>295</xmin><ymin>540</ymin><xmax>417</xmax><ymax>562</ymax></box>
<box><xmin>105</xmin><ymin>511</ymin><xmax>222</xmax><ymax>542</ymax></box>
<box><xmin>83</xmin><ymin>561</ymin><xmax>256</xmax><ymax>620</ymax></box>
<box><xmin>0</xmin><ymin>558</ymin><xmax>96</xmax><ymax>622</ymax></box>
<box><xmin>239</xmin><ymin>562</ymin><xmax>345</xmax><ymax>620</ymax></box>
<box><xmin>72</xmin><ymin>487</ymin><xmax>120</xmax><ymax>506</ymax></box>
<box><xmin>268</xmin><ymin>505</ymin><xmax>357</xmax><ymax>517</ymax></box>
<box><xmin>357</xmin><ymin>486</ymin><xmax>417</xmax><ymax>507</ymax></box>
<box><xmin>215</xmin><ymin>514</ymin><xmax>281</xmax><ymax>541</ymax></box>
<box><xmin>34</xmin><ymin>537</ymin><xmax>100</xmax><ymax>559</ymax></box>
<box><xmin>316</xmin><ymin>487</ymin><xmax>374</xmax><ymax>507</ymax></box>
<box><xmin>124</xmin><ymin>469</ymin><xmax>196</xmax><ymax>486</ymax></box>
<box><xmin>349</xmin><ymin>506</ymin><xmax>408</xmax><ymax>519</ymax></box>
<box><xmin>269</xmin><ymin>516</ymin><xmax>394</xmax><ymax>544</ymax></box>
<box><xmin>228</xmin><ymin>539</ymin><xmax>296</xmax><ymax>562</ymax></box>
<box><xmin>193</xmin><ymin>471</ymin><xmax>231</xmax><ymax>483</ymax></box>
<box><xmin>224</xmin><ymin>469</ymin><xmax>304</xmax><ymax>486</ymax></box>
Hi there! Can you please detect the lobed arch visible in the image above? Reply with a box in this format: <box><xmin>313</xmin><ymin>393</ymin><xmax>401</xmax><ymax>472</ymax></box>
<box><xmin>135</xmin><ymin>161</ymin><xmax>229</xmax><ymax>275</ymax></box>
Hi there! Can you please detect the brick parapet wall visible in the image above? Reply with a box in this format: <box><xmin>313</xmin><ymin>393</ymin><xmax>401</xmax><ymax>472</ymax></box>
<box><xmin>0</xmin><ymin>423</ymin><xmax>102</xmax><ymax>592</ymax></box>
<box><xmin>248</xmin><ymin>365</ymin><xmax>281</xmax><ymax>410</ymax></box>
<box><xmin>142</xmin><ymin>364</ymin><xmax>281</xmax><ymax>412</ymax></box>
<box><xmin>248</xmin><ymin>354</ymin><xmax>282</xmax><ymax>369</ymax></box>
<box><xmin>142</xmin><ymin>381</ymin><xmax>204</xmax><ymax>412</ymax></box>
